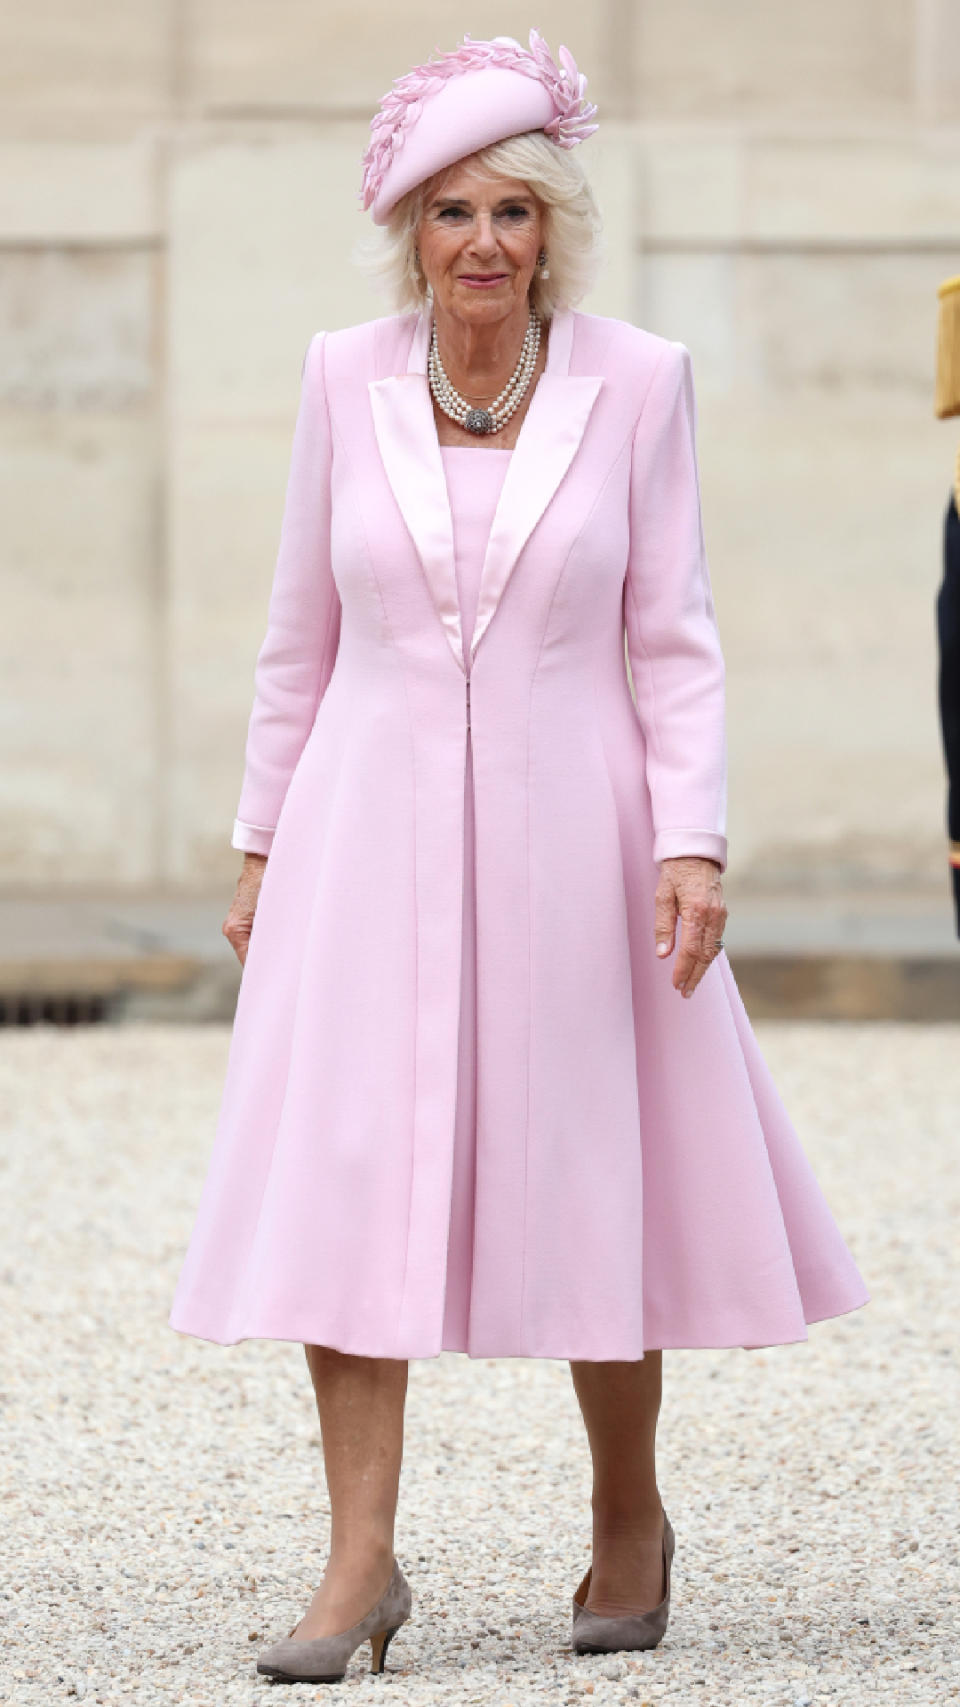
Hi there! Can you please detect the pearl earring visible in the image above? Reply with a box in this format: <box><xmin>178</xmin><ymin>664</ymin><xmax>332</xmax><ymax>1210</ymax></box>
<box><xmin>538</xmin><ymin>247</ymin><xmax>550</xmax><ymax>279</ymax></box>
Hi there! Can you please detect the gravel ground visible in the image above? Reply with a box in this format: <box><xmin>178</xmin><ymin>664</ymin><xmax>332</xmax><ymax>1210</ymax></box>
<box><xmin>0</xmin><ymin>1022</ymin><xmax>958</xmax><ymax>1707</ymax></box>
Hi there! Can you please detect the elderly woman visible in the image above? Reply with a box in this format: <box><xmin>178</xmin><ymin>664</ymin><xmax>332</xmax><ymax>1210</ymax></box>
<box><xmin>169</xmin><ymin>29</ymin><xmax>868</xmax><ymax>1684</ymax></box>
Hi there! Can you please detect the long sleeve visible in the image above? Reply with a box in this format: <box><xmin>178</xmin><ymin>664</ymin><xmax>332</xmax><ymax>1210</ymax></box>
<box><xmin>231</xmin><ymin>332</ymin><xmax>342</xmax><ymax>855</ymax></box>
<box><xmin>623</xmin><ymin>340</ymin><xmax>727</xmax><ymax>872</ymax></box>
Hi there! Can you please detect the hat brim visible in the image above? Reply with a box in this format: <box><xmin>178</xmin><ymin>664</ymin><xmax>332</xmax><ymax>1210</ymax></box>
<box><xmin>369</xmin><ymin>67</ymin><xmax>556</xmax><ymax>225</ymax></box>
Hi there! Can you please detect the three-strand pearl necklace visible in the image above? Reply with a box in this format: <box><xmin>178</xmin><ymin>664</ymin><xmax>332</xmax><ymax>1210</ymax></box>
<box><xmin>428</xmin><ymin>306</ymin><xmax>541</xmax><ymax>436</ymax></box>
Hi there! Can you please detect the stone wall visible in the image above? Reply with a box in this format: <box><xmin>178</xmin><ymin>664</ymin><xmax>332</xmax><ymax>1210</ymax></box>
<box><xmin>1</xmin><ymin>1</ymin><xmax>958</xmax><ymax>894</ymax></box>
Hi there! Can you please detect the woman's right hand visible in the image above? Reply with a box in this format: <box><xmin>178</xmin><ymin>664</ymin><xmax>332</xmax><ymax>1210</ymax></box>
<box><xmin>222</xmin><ymin>853</ymin><xmax>268</xmax><ymax>966</ymax></box>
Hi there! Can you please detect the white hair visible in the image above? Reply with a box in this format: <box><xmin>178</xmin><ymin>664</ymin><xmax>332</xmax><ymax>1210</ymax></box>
<box><xmin>352</xmin><ymin>130</ymin><xmax>604</xmax><ymax>320</ymax></box>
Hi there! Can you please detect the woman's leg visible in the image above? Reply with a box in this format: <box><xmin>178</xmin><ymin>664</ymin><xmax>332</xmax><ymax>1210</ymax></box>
<box><xmin>568</xmin><ymin>1353</ymin><xmax>666</xmax><ymax>1615</ymax></box>
<box><xmin>291</xmin><ymin>1345</ymin><xmax>409</xmax><ymax>1641</ymax></box>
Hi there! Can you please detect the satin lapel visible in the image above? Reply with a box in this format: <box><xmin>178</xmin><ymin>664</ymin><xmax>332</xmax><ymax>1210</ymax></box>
<box><xmin>369</xmin><ymin>309</ymin><xmax>464</xmax><ymax>674</ymax></box>
<box><xmin>469</xmin><ymin>365</ymin><xmax>602</xmax><ymax>664</ymax></box>
<box><xmin>367</xmin><ymin>306</ymin><xmax>603</xmax><ymax>674</ymax></box>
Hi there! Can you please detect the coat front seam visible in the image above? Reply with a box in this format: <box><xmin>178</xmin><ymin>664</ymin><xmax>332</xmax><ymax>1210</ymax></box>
<box><xmin>521</xmin><ymin>664</ymin><xmax>533</xmax><ymax>1351</ymax></box>
<box><xmin>592</xmin><ymin>658</ymin><xmax>645</xmax><ymax>1181</ymax></box>
<box><xmin>518</xmin><ymin>439</ymin><xmax>634</xmax><ymax>1347</ymax></box>
<box><xmin>227</xmin><ymin>792</ymin><xmax>341</xmax><ymax>1343</ymax></box>
<box><xmin>330</xmin><ymin>409</ymin><xmax>420</xmax><ymax>1354</ymax></box>
<box><xmin>311</xmin><ymin>333</ymin><xmax>343</xmax><ymax>727</ymax></box>
<box><xmin>622</xmin><ymin>343</ymin><xmax>686</xmax><ymax>778</ymax></box>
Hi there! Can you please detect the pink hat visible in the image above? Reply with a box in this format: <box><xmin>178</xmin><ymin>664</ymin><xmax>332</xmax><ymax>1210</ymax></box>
<box><xmin>360</xmin><ymin>29</ymin><xmax>599</xmax><ymax>226</ymax></box>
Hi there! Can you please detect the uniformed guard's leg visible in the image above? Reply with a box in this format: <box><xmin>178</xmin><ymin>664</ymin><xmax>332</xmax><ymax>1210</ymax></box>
<box><xmin>937</xmin><ymin>492</ymin><xmax>960</xmax><ymax>934</ymax></box>
<box><xmin>289</xmin><ymin>1345</ymin><xmax>409</xmax><ymax>1641</ymax></box>
<box><xmin>568</xmin><ymin>1353</ymin><xmax>666</xmax><ymax>1615</ymax></box>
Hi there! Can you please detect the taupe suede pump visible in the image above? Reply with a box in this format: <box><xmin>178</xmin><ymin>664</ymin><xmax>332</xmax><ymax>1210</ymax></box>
<box><xmin>256</xmin><ymin>1557</ymin><xmax>412</xmax><ymax>1683</ymax></box>
<box><xmin>571</xmin><ymin>1512</ymin><xmax>675</xmax><ymax>1655</ymax></box>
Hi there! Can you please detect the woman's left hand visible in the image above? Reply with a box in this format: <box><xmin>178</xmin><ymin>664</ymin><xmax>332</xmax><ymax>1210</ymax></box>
<box><xmin>654</xmin><ymin>856</ymin><xmax>727</xmax><ymax>999</ymax></box>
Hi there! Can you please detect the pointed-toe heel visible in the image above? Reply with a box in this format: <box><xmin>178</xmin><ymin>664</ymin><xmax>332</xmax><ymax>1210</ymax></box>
<box><xmin>571</xmin><ymin>1512</ymin><xmax>675</xmax><ymax>1655</ymax></box>
<box><xmin>256</xmin><ymin>1557</ymin><xmax>413</xmax><ymax>1683</ymax></box>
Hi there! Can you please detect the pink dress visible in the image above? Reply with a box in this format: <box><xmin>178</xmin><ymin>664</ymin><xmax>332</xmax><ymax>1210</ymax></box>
<box><xmin>168</xmin><ymin>310</ymin><xmax>869</xmax><ymax>1361</ymax></box>
<box><xmin>439</xmin><ymin>445</ymin><xmax>513</xmax><ymax>1353</ymax></box>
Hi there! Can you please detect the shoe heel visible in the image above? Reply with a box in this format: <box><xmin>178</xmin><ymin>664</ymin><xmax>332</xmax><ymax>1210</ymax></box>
<box><xmin>369</xmin><ymin>1622</ymin><xmax>404</xmax><ymax>1674</ymax></box>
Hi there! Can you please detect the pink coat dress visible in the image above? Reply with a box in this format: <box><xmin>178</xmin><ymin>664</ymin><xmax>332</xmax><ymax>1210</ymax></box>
<box><xmin>168</xmin><ymin>305</ymin><xmax>869</xmax><ymax>1360</ymax></box>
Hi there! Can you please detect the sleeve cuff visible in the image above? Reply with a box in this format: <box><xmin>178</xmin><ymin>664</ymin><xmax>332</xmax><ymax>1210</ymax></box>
<box><xmin>231</xmin><ymin>818</ymin><xmax>275</xmax><ymax>855</ymax></box>
<box><xmin>653</xmin><ymin>829</ymin><xmax>728</xmax><ymax>872</ymax></box>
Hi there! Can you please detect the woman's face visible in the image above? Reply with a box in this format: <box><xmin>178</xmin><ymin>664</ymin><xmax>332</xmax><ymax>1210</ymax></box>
<box><xmin>416</xmin><ymin>160</ymin><xmax>544</xmax><ymax>326</ymax></box>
